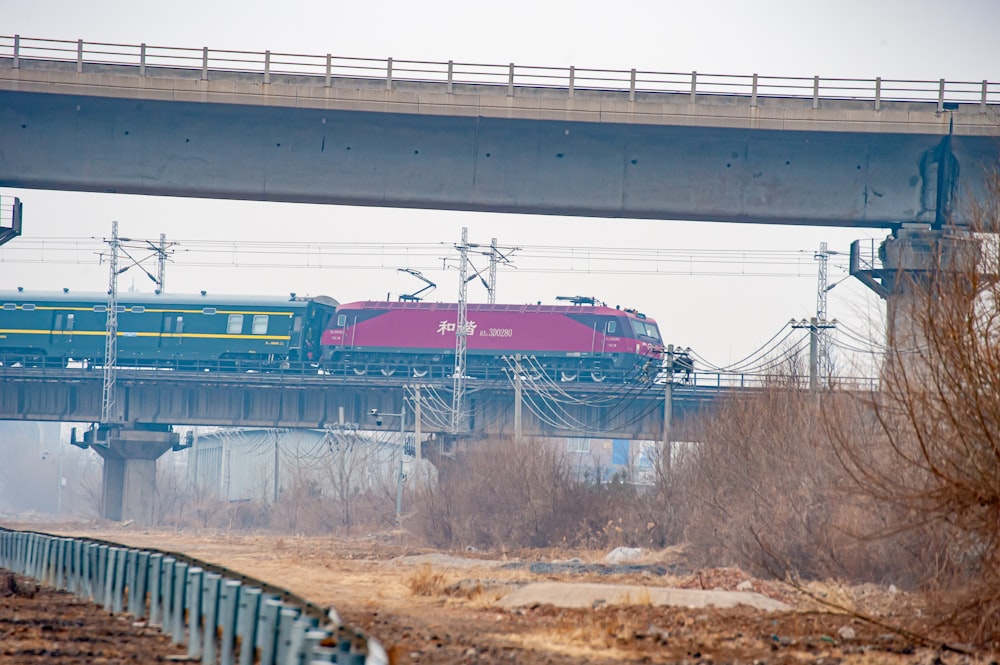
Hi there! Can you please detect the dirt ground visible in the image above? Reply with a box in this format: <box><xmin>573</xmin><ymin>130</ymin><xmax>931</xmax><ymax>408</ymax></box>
<box><xmin>1</xmin><ymin>520</ymin><xmax>996</xmax><ymax>664</ymax></box>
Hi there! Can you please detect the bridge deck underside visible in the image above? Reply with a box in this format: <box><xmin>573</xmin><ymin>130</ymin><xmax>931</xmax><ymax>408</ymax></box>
<box><xmin>1</xmin><ymin>89</ymin><xmax>996</xmax><ymax>226</ymax></box>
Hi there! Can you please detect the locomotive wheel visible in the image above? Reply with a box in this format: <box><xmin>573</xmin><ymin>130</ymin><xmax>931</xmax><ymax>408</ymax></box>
<box><xmin>559</xmin><ymin>371</ymin><xmax>578</xmax><ymax>382</ymax></box>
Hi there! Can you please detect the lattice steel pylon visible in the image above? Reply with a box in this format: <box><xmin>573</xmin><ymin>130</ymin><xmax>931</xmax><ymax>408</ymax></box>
<box><xmin>451</xmin><ymin>227</ymin><xmax>469</xmax><ymax>432</ymax></box>
<box><xmin>101</xmin><ymin>221</ymin><xmax>121</xmax><ymax>425</ymax></box>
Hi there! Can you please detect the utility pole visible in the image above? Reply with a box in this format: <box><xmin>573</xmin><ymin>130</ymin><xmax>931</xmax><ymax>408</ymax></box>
<box><xmin>792</xmin><ymin>317</ymin><xmax>837</xmax><ymax>392</ymax></box>
<box><xmin>413</xmin><ymin>386</ymin><xmax>423</xmax><ymax>486</ymax></box>
<box><xmin>452</xmin><ymin>227</ymin><xmax>469</xmax><ymax>433</ymax></box>
<box><xmin>662</xmin><ymin>344</ymin><xmax>673</xmax><ymax>481</ymax></box>
<box><xmin>513</xmin><ymin>354</ymin><xmax>523</xmax><ymax>443</ymax></box>
<box><xmin>488</xmin><ymin>237</ymin><xmax>498</xmax><ymax>304</ymax></box>
<box><xmin>101</xmin><ymin>221</ymin><xmax>121</xmax><ymax>428</ymax></box>
<box><xmin>156</xmin><ymin>233</ymin><xmax>168</xmax><ymax>293</ymax></box>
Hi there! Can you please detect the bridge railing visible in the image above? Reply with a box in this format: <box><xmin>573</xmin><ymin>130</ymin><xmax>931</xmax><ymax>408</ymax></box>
<box><xmin>0</xmin><ymin>355</ymin><xmax>879</xmax><ymax>392</ymax></box>
<box><xmin>2</xmin><ymin>34</ymin><xmax>997</xmax><ymax>109</ymax></box>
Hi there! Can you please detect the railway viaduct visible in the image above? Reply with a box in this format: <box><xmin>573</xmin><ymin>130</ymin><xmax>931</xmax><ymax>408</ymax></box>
<box><xmin>0</xmin><ymin>36</ymin><xmax>998</xmax><ymax>522</ymax></box>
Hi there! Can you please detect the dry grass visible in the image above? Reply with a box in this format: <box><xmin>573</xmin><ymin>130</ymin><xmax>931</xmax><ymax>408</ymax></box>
<box><xmin>405</xmin><ymin>563</ymin><xmax>447</xmax><ymax>597</ymax></box>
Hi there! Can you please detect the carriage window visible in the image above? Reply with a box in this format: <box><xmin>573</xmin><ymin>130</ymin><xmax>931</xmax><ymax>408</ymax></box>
<box><xmin>2</xmin><ymin>303</ymin><xmax>15</xmax><ymax>311</ymax></box>
<box><xmin>131</xmin><ymin>306</ymin><xmax>145</xmax><ymax>314</ymax></box>
<box><xmin>175</xmin><ymin>316</ymin><xmax>184</xmax><ymax>334</ymax></box>
<box><xmin>605</xmin><ymin>320</ymin><xmax>616</xmax><ymax>334</ymax></box>
<box><xmin>116</xmin><ymin>305</ymin><xmax>126</xmax><ymax>313</ymax></box>
<box><xmin>93</xmin><ymin>305</ymin><xmax>107</xmax><ymax>313</ymax></box>
<box><xmin>22</xmin><ymin>303</ymin><xmax>36</xmax><ymax>311</ymax></box>
<box><xmin>227</xmin><ymin>314</ymin><xmax>244</xmax><ymax>334</ymax></box>
<box><xmin>202</xmin><ymin>307</ymin><xmax>217</xmax><ymax>315</ymax></box>
<box><xmin>252</xmin><ymin>314</ymin><xmax>269</xmax><ymax>335</ymax></box>
<box><xmin>337</xmin><ymin>314</ymin><xmax>347</xmax><ymax>327</ymax></box>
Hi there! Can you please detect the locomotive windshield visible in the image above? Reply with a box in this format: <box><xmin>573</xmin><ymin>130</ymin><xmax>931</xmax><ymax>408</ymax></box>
<box><xmin>630</xmin><ymin>319</ymin><xmax>661</xmax><ymax>341</ymax></box>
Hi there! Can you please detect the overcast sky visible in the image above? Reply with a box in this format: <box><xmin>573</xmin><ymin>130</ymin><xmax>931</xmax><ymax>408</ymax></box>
<box><xmin>2</xmin><ymin>0</ymin><xmax>997</xmax><ymax>369</ymax></box>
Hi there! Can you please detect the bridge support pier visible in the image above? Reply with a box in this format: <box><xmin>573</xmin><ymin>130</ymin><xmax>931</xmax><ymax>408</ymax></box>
<box><xmin>82</xmin><ymin>424</ymin><xmax>179</xmax><ymax>524</ymax></box>
<box><xmin>851</xmin><ymin>225</ymin><xmax>982</xmax><ymax>361</ymax></box>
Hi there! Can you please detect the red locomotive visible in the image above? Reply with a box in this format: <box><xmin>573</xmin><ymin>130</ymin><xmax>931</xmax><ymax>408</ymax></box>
<box><xmin>321</xmin><ymin>300</ymin><xmax>665</xmax><ymax>381</ymax></box>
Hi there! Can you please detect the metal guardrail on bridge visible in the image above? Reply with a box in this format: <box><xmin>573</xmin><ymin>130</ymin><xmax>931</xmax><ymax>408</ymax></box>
<box><xmin>1</xmin><ymin>34</ymin><xmax>997</xmax><ymax>111</ymax></box>
<box><xmin>0</xmin><ymin>358</ymin><xmax>880</xmax><ymax>393</ymax></box>
<box><xmin>0</xmin><ymin>527</ymin><xmax>387</xmax><ymax>664</ymax></box>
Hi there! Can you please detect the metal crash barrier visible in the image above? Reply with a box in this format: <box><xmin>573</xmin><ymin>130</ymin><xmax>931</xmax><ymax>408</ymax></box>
<box><xmin>0</xmin><ymin>528</ymin><xmax>387</xmax><ymax>665</ymax></box>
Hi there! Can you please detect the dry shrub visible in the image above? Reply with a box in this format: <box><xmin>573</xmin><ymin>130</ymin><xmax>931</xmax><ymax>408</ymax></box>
<box><xmin>410</xmin><ymin>436</ymin><xmax>670</xmax><ymax>550</ymax></box>
<box><xmin>827</xmin><ymin>188</ymin><xmax>1000</xmax><ymax>645</ymax></box>
<box><xmin>673</xmin><ymin>386</ymin><xmax>928</xmax><ymax>585</ymax></box>
<box><xmin>406</xmin><ymin>563</ymin><xmax>447</xmax><ymax>596</ymax></box>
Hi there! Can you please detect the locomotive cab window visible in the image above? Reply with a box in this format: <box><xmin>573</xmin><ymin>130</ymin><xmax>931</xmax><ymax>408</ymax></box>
<box><xmin>227</xmin><ymin>314</ymin><xmax>244</xmax><ymax>334</ymax></box>
<box><xmin>631</xmin><ymin>320</ymin><xmax>661</xmax><ymax>340</ymax></box>
<box><xmin>252</xmin><ymin>314</ymin><xmax>269</xmax><ymax>335</ymax></box>
<box><xmin>337</xmin><ymin>314</ymin><xmax>347</xmax><ymax>327</ymax></box>
<box><xmin>605</xmin><ymin>320</ymin><xmax>617</xmax><ymax>334</ymax></box>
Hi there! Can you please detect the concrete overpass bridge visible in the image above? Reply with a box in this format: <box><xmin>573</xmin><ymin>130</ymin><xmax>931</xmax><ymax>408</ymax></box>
<box><xmin>0</xmin><ymin>35</ymin><xmax>998</xmax><ymax>228</ymax></box>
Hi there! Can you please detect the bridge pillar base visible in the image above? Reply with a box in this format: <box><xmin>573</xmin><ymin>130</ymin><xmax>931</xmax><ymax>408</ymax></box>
<box><xmin>84</xmin><ymin>424</ymin><xmax>179</xmax><ymax>524</ymax></box>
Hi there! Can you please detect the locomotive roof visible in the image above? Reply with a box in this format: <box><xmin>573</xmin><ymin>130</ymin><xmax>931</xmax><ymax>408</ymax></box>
<box><xmin>339</xmin><ymin>300</ymin><xmax>656</xmax><ymax>320</ymax></box>
<box><xmin>0</xmin><ymin>290</ymin><xmax>337</xmax><ymax>308</ymax></box>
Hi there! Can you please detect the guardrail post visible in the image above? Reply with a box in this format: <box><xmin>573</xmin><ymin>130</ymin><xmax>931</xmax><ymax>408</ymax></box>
<box><xmin>690</xmin><ymin>71</ymin><xmax>697</xmax><ymax>104</ymax></box>
<box><xmin>102</xmin><ymin>547</ymin><xmax>117</xmax><ymax>611</ymax></box>
<box><xmin>257</xmin><ymin>598</ymin><xmax>283</xmax><ymax>665</ymax></box>
<box><xmin>812</xmin><ymin>75</ymin><xmax>819</xmax><ymax>109</ymax></box>
<box><xmin>136</xmin><ymin>551</ymin><xmax>150</xmax><ymax>618</ymax></box>
<box><xmin>219</xmin><ymin>580</ymin><xmax>242</xmax><ymax>665</ymax></box>
<box><xmin>140</xmin><ymin>43</ymin><xmax>146</xmax><ymax>77</ymax></box>
<box><xmin>750</xmin><ymin>73</ymin><xmax>758</xmax><ymax>107</ymax></box>
<box><xmin>507</xmin><ymin>63</ymin><xmax>514</xmax><ymax>97</ymax></box>
<box><xmin>874</xmin><ymin>76</ymin><xmax>881</xmax><ymax>111</ymax></box>
<box><xmin>937</xmin><ymin>78</ymin><xmax>945</xmax><ymax>113</ymax></box>
<box><xmin>982</xmin><ymin>80</ymin><xmax>988</xmax><ymax>113</ymax></box>
<box><xmin>12</xmin><ymin>34</ymin><xmax>19</xmax><ymax>69</ymax></box>
<box><xmin>160</xmin><ymin>557</ymin><xmax>176</xmax><ymax>637</ymax></box>
<box><xmin>125</xmin><ymin>549</ymin><xmax>138</xmax><ymax>614</ymax></box>
<box><xmin>202</xmin><ymin>47</ymin><xmax>209</xmax><ymax>81</ymax></box>
<box><xmin>324</xmin><ymin>54</ymin><xmax>332</xmax><ymax>87</ymax></box>
<box><xmin>238</xmin><ymin>587</ymin><xmax>262</xmax><ymax>665</ymax></box>
<box><xmin>185</xmin><ymin>567</ymin><xmax>203</xmax><ymax>660</ymax></box>
<box><xmin>171</xmin><ymin>561</ymin><xmax>189</xmax><ymax>645</ymax></box>
<box><xmin>112</xmin><ymin>547</ymin><xmax>127</xmax><ymax>613</ymax></box>
<box><xmin>202</xmin><ymin>572</ymin><xmax>222</xmax><ymax>662</ymax></box>
<box><xmin>70</xmin><ymin>540</ymin><xmax>82</xmax><ymax>595</ymax></box>
<box><xmin>629</xmin><ymin>69</ymin><xmax>636</xmax><ymax>102</ymax></box>
<box><xmin>568</xmin><ymin>66</ymin><xmax>575</xmax><ymax>99</ymax></box>
<box><xmin>275</xmin><ymin>607</ymin><xmax>301</xmax><ymax>665</ymax></box>
<box><xmin>386</xmin><ymin>57</ymin><xmax>392</xmax><ymax>91</ymax></box>
<box><xmin>286</xmin><ymin>617</ymin><xmax>316</xmax><ymax>665</ymax></box>
<box><xmin>54</xmin><ymin>538</ymin><xmax>66</xmax><ymax>589</ymax></box>
<box><xmin>76</xmin><ymin>39</ymin><xmax>83</xmax><ymax>73</ymax></box>
<box><xmin>304</xmin><ymin>630</ymin><xmax>333</xmax><ymax>662</ymax></box>
<box><xmin>264</xmin><ymin>50</ymin><xmax>271</xmax><ymax>85</ymax></box>
<box><xmin>148</xmin><ymin>553</ymin><xmax>163</xmax><ymax>625</ymax></box>
<box><xmin>84</xmin><ymin>543</ymin><xmax>97</xmax><ymax>602</ymax></box>
<box><xmin>446</xmin><ymin>60</ymin><xmax>454</xmax><ymax>94</ymax></box>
